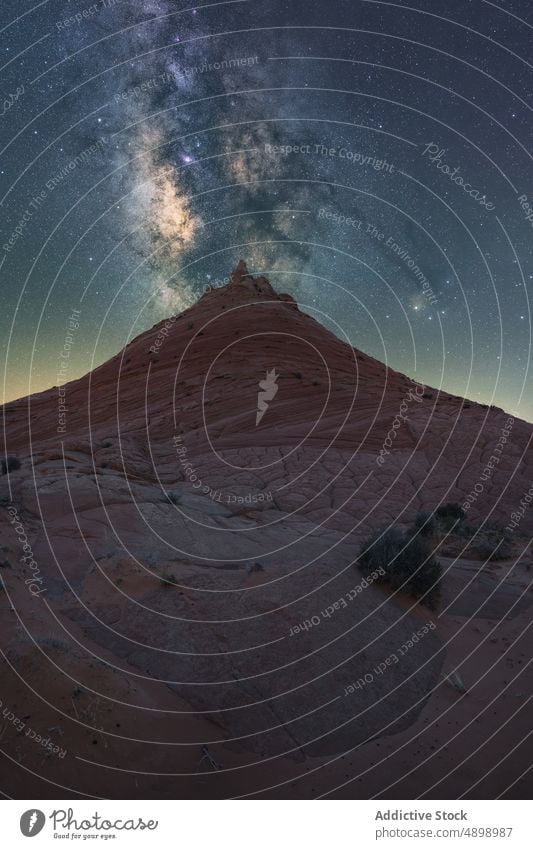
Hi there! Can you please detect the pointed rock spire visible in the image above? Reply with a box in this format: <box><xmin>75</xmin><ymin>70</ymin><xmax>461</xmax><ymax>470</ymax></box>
<box><xmin>229</xmin><ymin>260</ymin><xmax>252</xmax><ymax>285</ymax></box>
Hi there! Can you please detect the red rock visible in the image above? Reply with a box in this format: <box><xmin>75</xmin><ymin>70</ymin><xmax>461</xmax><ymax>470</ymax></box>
<box><xmin>0</xmin><ymin>262</ymin><xmax>531</xmax><ymax>798</ymax></box>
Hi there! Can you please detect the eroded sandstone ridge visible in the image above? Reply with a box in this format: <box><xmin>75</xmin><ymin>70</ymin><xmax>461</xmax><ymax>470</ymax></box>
<box><xmin>1</xmin><ymin>263</ymin><xmax>531</xmax><ymax>799</ymax></box>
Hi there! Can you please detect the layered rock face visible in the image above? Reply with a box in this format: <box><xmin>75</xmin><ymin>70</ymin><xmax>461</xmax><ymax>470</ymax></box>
<box><xmin>0</xmin><ymin>262</ymin><xmax>531</xmax><ymax>798</ymax></box>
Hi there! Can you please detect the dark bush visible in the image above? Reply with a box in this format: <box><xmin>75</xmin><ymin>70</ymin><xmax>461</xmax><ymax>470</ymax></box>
<box><xmin>357</xmin><ymin>527</ymin><xmax>405</xmax><ymax>582</ymax></box>
<box><xmin>358</xmin><ymin>526</ymin><xmax>442</xmax><ymax>610</ymax></box>
<box><xmin>434</xmin><ymin>502</ymin><xmax>466</xmax><ymax>532</ymax></box>
<box><xmin>468</xmin><ymin>533</ymin><xmax>514</xmax><ymax>562</ymax></box>
<box><xmin>435</xmin><ymin>502</ymin><xmax>466</xmax><ymax>521</ymax></box>
<box><xmin>1</xmin><ymin>456</ymin><xmax>21</xmax><ymax>475</ymax></box>
<box><xmin>166</xmin><ymin>491</ymin><xmax>181</xmax><ymax>505</ymax></box>
<box><xmin>413</xmin><ymin>511</ymin><xmax>437</xmax><ymax>537</ymax></box>
<box><xmin>456</xmin><ymin>521</ymin><xmax>478</xmax><ymax>538</ymax></box>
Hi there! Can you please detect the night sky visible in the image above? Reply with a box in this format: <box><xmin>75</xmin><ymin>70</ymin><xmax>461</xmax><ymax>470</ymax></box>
<box><xmin>1</xmin><ymin>0</ymin><xmax>532</xmax><ymax>419</ymax></box>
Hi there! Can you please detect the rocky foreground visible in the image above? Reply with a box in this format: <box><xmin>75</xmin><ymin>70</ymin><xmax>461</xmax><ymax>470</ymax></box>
<box><xmin>0</xmin><ymin>262</ymin><xmax>531</xmax><ymax>799</ymax></box>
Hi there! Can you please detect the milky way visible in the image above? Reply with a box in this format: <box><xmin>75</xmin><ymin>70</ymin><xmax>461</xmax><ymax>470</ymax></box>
<box><xmin>0</xmin><ymin>0</ymin><xmax>532</xmax><ymax>420</ymax></box>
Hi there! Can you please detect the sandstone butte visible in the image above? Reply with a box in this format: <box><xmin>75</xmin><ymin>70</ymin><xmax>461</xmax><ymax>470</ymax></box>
<box><xmin>0</xmin><ymin>261</ymin><xmax>531</xmax><ymax>799</ymax></box>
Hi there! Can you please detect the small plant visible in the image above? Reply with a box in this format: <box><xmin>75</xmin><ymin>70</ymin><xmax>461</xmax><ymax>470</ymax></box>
<box><xmin>435</xmin><ymin>502</ymin><xmax>466</xmax><ymax>521</ymax></box>
<box><xmin>435</xmin><ymin>502</ymin><xmax>466</xmax><ymax>532</ymax></box>
<box><xmin>160</xmin><ymin>573</ymin><xmax>175</xmax><ymax>588</ymax></box>
<box><xmin>468</xmin><ymin>540</ymin><xmax>496</xmax><ymax>561</ymax></box>
<box><xmin>358</xmin><ymin>527</ymin><xmax>405</xmax><ymax>582</ymax></box>
<box><xmin>468</xmin><ymin>535</ymin><xmax>513</xmax><ymax>562</ymax></box>
<box><xmin>166</xmin><ymin>491</ymin><xmax>181</xmax><ymax>505</ymax></box>
<box><xmin>358</xmin><ymin>526</ymin><xmax>442</xmax><ymax>610</ymax></box>
<box><xmin>1</xmin><ymin>456</ymin><xmax>21</xmax><ymax>475</ymax></box>
<box><xmin>413</xmin><ymin>511</ymin><xmax>437</xmax><ymax>537</ymax></box>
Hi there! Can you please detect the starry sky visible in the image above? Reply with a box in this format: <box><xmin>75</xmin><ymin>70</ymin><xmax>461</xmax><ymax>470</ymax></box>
<box><xmin>1</xmin><ymin>0</ymin><xmax>532</xmax><ymax>420</ymax></box>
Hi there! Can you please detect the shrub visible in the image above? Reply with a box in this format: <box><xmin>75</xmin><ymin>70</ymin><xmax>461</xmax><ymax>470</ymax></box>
<box><xmin>413</xmin><ymin>511</ymin><xmax>437</xmax><ymax>537</ymax></box>
<box><xmin>435</xmin><ymin>502</ymin><xmax>466</xmax><ymax>522</ymax></box>
<box><xmin>401</xmin><ymin>535</ymin><xmax>442</xmax><ymax>610</ymax></box>
<box><xmin>357</xmin><ymin>527</ymin><xmax>405</xmax><ymax>582</ymax></box>
<box><xmin>434</xmin><ymin>502</ymin><xmax>466</xmax><ymax>532</ymax></box>
<box><xmin>485</xmin><ymin>521</ymin><xmax>512</xmax><ymax>541</ymax></box>
<box><xmin>358</xmin><ymin>526</ymin><xmax>442</xmax><ymax>610</ymax></box>
<box><xmin>468</xmin><ymin>535</ymin><xmax>513</xmax><ymax>562</ymax></box>
<box><xmin>1</xmin><ymin>456</ymin><xmax>21</xmax><ymax>475</ymax></box>
<box><xmin>160</xmin><ymin>573</ymin><xmax>175</xmax><ymax>588</ymax></box>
